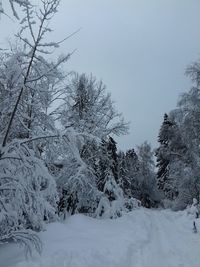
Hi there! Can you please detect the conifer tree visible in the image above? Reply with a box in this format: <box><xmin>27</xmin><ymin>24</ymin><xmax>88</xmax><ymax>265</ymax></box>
<box><xmin>97</xmin><ymin>137</ymin><xmax>119</xmax><ymax>193</ymax></box>
<box><xmin>124</xmin><ymin>148</ymin><xmax>141</xmax><ymax>199</ymax></box>
<box><xmin>96</xmin><ymin>137</ymin><xmax>124</xmax><ymax>218</ymax></box>
<box><xmin>155</xmin><ymin>113</ymin><xmax>188</xmax><ymax>206</ymax></box>
<box><xmin>156</xmin><ymin>114</ymin><xmax>172</xmax><ymax>192</ymax></box>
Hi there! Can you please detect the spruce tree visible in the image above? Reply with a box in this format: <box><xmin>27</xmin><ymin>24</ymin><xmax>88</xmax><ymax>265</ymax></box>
<box><xmin>125</xmin><ymin>148</ymin><xmax>142</xmax><ymax>199</ymax></box>
<box><xmin>96</xmin><ymin>137</ymin><xmax>124</xmax><ymax>218</ymax></box>
<box><xmin>97</xmin><ymin>137</ymin><xmax>119</xmax><ymax>193</ymax></box>
<box><xmin>156</xmin><ymin>114</ymin><xmax>171</xmax><ymax>192</ymax></box>
<box><xmin>107</xmin><ymin>136</ymin><xmax>119</xmax><ymax>182</ymax></box>
<box><xmin>155</xmin><ymin>113</ymin><xmax>188</xmax><ymax>205</ymax></box>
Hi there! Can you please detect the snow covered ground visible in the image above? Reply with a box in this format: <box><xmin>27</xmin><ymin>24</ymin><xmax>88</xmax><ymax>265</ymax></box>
<box><xmin>1</xmin><ymin>208</ymin><xmax>200</xmax><ymax>267</ymax></box>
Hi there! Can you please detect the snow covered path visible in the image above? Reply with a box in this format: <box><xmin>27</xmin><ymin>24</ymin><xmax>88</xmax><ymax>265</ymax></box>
<box><xmin>130</xmin><ymin>210</ymin><xmax>200</xmax><ymax>267</ymax></box>
<box><xmin>1</xmin><ymin>209</ymin><xmax>200</xmax><ymax>267</ymax></box>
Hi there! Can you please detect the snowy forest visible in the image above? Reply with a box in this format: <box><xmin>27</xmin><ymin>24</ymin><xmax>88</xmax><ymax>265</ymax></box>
<box><xmin>1</xmin><ymin>0</ymin><xmax>200</xmax><ymax>260</ymax></box>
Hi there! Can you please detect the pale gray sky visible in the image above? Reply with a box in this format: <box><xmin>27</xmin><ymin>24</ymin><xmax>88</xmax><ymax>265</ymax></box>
<box><xmin>1</xmin><ymin>0</ymin><xmax>200</xmax><ymax>150</ymax></box>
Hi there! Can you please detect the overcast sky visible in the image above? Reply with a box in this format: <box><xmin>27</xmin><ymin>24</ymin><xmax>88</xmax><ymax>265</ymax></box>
<box><xmin>1</xmin><ymin>0</ymin><xmax>200</xmax><ymax>150</ymax></box>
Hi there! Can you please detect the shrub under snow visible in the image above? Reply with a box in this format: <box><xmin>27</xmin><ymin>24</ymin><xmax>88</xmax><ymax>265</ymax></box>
<box><xmin>0</xmin><ymin>141</ymin><xmax>58</xmax><ymax>252</ymax></box>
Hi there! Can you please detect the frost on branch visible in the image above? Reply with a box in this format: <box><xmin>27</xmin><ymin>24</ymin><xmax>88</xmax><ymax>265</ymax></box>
<box><xmin>59</xmin><ymin>73</ymin><xmax>129</xmax><ymax>138</ymax></box>
<box><xmin>0</xmin><ymin>0</ymin><xmax>31</xmax><ymax>20</ymax></box>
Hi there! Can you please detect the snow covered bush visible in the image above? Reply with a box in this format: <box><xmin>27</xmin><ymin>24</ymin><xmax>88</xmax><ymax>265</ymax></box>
<box><xmin>95</xmin><ymin>180</ymin><xmax>141</xmax><ymax>219</ymax></box>
<box><xmin>0</xmin><ymin>141</ymin><xmax>58</xmax><ymax>251</ymax></box>
<box><xmin>95</xmin><ymin>174</ymin><xmax>125</xmax><ymax>219</ymax></box>
<box><xmin>53</xmin><ymin>130</ymin><xmax>100</xmax><ymax>216</ymax></box>
<box><xmin>57</xmin><ymin>157</ymin><xmax>99</xmax><ymax>216</ymax></box>
<box><xmin>124</xmin><ymin>197</ymin><xmax>141</xmax><ymax>211</ymax></box>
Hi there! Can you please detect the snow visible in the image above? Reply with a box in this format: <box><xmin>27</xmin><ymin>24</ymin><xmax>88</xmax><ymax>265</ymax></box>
<box><xmin>1</xmin><ymin>209</ymin><xmax>200</xmax><ymax>267</ymax></box>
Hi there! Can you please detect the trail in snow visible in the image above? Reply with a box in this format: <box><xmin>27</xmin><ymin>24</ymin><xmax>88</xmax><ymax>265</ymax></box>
<box><xmin>1</xmin><ymin>209</ymin><xmax>200</xmax><ymax>267</ymax></box>
<box><xmin>129</xmin><ymin>210</ymin><xmax>200</xmax><ymax>267</ymax></box>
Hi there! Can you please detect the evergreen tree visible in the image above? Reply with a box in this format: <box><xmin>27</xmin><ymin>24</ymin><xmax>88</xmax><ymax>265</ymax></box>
<box><xmin>96</xmin><ymin>137</ymin><xmax>124</xmax><ymax>218</ymax></box>
<box><xmin>155</xmin><ymin>113</ymin><xmax>188</xmax><ymax>207</ymax></box>
<box><xmin>97</xmin><ymin>139</ymin><xmax>110</xmax><ymax>192</ymax></box>
<box><xmin>118</xmin><ymin>151</ymin><xmax>128</xmax><ymax>192</ymax></box>
<box><xmin>156</xmin><ymin>114</ymin><xmax>172</xmax><ymax>192</ymax></box>
<box><xmin>97</xmin><ymin>137</ymin><xmax>119</xmax><ymax>194</ymax></box>
<box><xmin>124</xmin><ymin>148</ymin><xmax>142</xmax><ymax>199</ymax></box>
<box><xmin>107</xmin><ymin>136</ymin><xmax>119</xmax><ymax>182</ymax></box>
